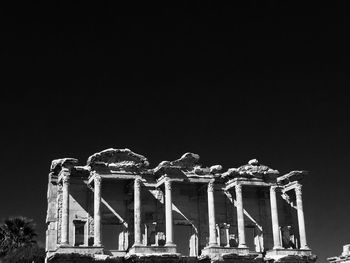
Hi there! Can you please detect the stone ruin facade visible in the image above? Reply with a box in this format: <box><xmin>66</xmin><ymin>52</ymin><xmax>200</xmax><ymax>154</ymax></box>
<box><xmin>45</xmin><ymin>148</ymin><xmax>317</xmax><ymax>263</ymax></box>
<box><xmin>328</xmin><ymin>245</ymin><xmax>350</xmax><ymax>263</ymax></box>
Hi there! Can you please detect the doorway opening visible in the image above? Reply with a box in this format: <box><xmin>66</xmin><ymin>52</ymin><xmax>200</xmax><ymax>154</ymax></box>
<box><xmin>74</xmin><ymin>220</ymin><xmax>86</xmax><ymax>246</ymax></box>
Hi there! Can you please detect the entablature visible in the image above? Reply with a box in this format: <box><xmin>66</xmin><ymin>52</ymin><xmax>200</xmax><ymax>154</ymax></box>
<box><xmin>224</xmin><ymin>177</ymin><xmax>276</xmax><ymax>191</ymax></box>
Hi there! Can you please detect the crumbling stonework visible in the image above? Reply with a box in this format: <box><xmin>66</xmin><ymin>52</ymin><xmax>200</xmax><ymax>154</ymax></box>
<box><xmin>328</xmin><ymin>245</ymin><xmax>350</xmax><ymax>263</ymax></box>
<box><xmin>45</xmin><ymin>148</ymin><xmax>317</xmax><ymax>263</ymax></box>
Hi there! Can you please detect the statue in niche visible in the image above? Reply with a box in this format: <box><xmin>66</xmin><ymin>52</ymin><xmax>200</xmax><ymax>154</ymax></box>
<box><xmin>281</xmin><ymin>226</ymin><xmax>296</xmax><ymax>249</ymax></box>
<box><xmin>229</xmin><ymin>234</ymin><xmax>238</xmax><ymax>247</ymax></box>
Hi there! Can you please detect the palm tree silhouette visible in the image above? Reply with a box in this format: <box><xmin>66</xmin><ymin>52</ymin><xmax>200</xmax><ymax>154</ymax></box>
<box><xmin>0</xmin><ymin>217</ymin><xmax>38</xmax><ymax>260</ymax></box>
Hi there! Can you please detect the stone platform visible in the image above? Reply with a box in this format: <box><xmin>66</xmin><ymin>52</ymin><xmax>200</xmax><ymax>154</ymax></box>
<box><xmin>200</xmin><ymin>246</ymin><xmax>250</xmax><ymax>261</ymax></box>
<box><xmin>266</xmin><ymin>248</ymin><xmax>316</xmax><ymax>263</ymax></box>
<box><xmin>128</xmin><ymin>245</ymin><xmax>179</xmax><ymax>256</ymax></box>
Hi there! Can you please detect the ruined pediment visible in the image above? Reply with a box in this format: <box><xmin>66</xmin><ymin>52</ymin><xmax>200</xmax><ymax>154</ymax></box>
<box><xmin>87</xmin><ymin>148</ymin><xmax>149</xmax><ymax>173</ymax></box>
<box><xmin>50</xmin><ymin>158</ymin><xmax>79</xmax><ymax>175</ymax></box>
<box><xmin>277</xmin><ymin>170</ymin><xmax>308</xmax><ymax>185</ymax></box>
<box><xmin>170</xmin><ymin>152</ymin><xmax>200</xmax><ymax>170</ymax></box>
<box><xmin>222</xmin><ymin>159</ymin><xmax>279</xmax><ymax>181</ymax></box>
<box><xmin>153</xmin><ymin>152</ymin><xmax>222</xmax><ymax>178</ymax></box>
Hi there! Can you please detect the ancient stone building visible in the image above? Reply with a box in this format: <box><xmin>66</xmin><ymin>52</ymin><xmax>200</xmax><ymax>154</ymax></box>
<box><xmin>328</xmin><ymin>245</ymin><xmax>350</xmax><ymax>263</ymax></box>
<box><xmin>45</xmin><ymin>148</ymin><xmax>317</xmax><ymax>263</ymax></box>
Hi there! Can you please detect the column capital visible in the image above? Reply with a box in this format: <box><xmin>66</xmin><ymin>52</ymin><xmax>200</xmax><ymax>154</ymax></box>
<box><xmin>208</xmin><ymin>180</ymin><xmax>215</xmax><ymax>192</ymax></box>
<box><xmin>94</xmin><ymin>175</ymin><xmax>102</xmax><ymax>186</ymax></box>
<box><xmin>134</xmin><ymin>177</ymin><xmax>142</xmax><ymax>188</ymax></box>
<box><xmin>235</xmin><ymin>183</ymin><xmax>242</xmax><ymax>194</ymax></box>
<box><xmin>62</xmin><ymin>171</ymin><xmax>70</xmax><ymax>184</ymax></box>
<box><xmin>270</xmin><ymin>185</ymin><xmax>280</xmax><ymax>192</ymax></box>
<box><xmin>164</xmin><ymin>178</ymin><xmax>172</xmax><ymax>191</ymax></box>
<box><xmin>295</xmin><ymin>184</ymin><xmax>302</xmax><ymax>198</ymax></box>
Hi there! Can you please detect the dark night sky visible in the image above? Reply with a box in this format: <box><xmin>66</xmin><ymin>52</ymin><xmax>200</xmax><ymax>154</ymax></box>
<box><xmin>1</xmin><ymin>2</ymin><xmax>350</xmax><ymax>262</ymax></box>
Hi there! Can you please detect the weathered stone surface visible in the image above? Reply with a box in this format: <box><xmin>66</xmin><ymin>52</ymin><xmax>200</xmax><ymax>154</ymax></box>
<box><xmin>171</xmin><ymin>153</ymin><xmax>200</xmax><ymax>170</ymax></box>
<box><xmin>328</xmin><ymin>245</ymin><xmax>350</xmax><ymax>263</ymax></box>
<box><xmin>46</xmin><ymin>149</ymin><xmax>315</xmax><ymax>263</ymax></box>
<box><xmin>153</xmin><ymin>153</ymin><xmax>222</xmax><ymax>179</ymax></box>
<box><xmin>222</xmin><ymin>159</ymin><xmax>279</xmax><ymax>180</ymax></box>
<box><xmin>87</xmin><ymin>148</ymin><xmax>149</xmax><ymax>172</ymax></box>
<box><xmin>277</xmin><ymin>171</ymin><xmax>308</xmax><ymax>185</ymax></box>
<box><xmin>51</xmin><ymin>158</ymin><xmax>79</xmax><ymax>174</ymax></box>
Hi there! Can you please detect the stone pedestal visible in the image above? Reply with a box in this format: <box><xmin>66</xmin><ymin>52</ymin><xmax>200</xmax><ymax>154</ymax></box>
<box><xmin>266</xmin><ymin>248</ymin><xmax>313</xmax><ymax>259</ymax></box>
<box><xmin>128</xmin><ymin>245</ymin><xmax>178</xmax><ymax>255</ymax></box>
<box><xmin>201</xmin><ymin>246</ymin><xmax>250</xmax><ymax>261</ymax></box>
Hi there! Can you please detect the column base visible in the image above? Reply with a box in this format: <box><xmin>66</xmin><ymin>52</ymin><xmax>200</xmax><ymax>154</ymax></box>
<box><xmin>273</xmin><ymin>245</ymin><xmax>284</xmax><ymax>249</ymax></box>
<box><xmin>206</xmin><ymin>243</ymin><xmax>220</xmax><ymax>248</ymax></box>
<box><xmin>58</xmin><ymin>242</ymin><xmax>70</xmax><ymax>247</ymax></box>
<box><xmin>165</xmin><ymin>242</ymin><xmax>176</xmax><ymax>247</ymax></box>
<box><xmin>132</xmin><ymin>242</ymin><xmax>144</xmax><ymax>248</ymax></box>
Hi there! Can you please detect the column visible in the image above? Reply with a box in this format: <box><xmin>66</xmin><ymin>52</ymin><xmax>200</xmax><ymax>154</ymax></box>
<box><xmin>61</xmin><ymin>169</ymin><xmax>70</xmax><ymax>245</ymax></box>
<box><xmin>94</xmin><ymin>175</ymin><xmax>102</xmax><ymax>246</ymax></box>
<box><xmin>207</xmin><ymin>181</ymin><xmax>218</xmax><ymax>247</ymax></box>
<box><xmin>225</xmin><ymin>225</ymin><xmax>230</xmax><ymax>247</ymax></box>
<box><xmin>164</xmin><ymin>178</ymin><xmax>175</xmax><ymax>246</ymax></box>
<box><xmin>133</xmin><ymin>178</ymin><xmax>142</xmax><ymax>246</ymax></box>
<box><xmin>235</xmin><ymin>184</ymin><xmax>247</xmax><ymax>248</ymax></box>
<box><xmin>295</xmin><ymin>184</ymin><xmax>309</xmax><ymax>249</ymax></box>
<box><xmin>270</xmin><ymin>185</ymin><xmax>282</xmax><ymax>249</ymax></box>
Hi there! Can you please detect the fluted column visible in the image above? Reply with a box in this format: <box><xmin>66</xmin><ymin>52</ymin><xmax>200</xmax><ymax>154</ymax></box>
<box><xmin>133</xmin><ymin>178</ymin><xmax>142</xmax><ymax>246</ymax></box>
<box><xmin>164</xmin><ymin>178</ymin><xmax>175</xmax><ymax>246</ymax></box>
<box><xmin>295</xmin><ymin>184</ymin><xmax>309</xmax><ymax>249</ymax></box>
<box><xmin>270</xmin><ymin>185</ymin><xmax>282</xmax><ymax>249</ymax></box>
<box><xmin>94</xmin><ymin>175</ymin><xmax>102</xmax><ymax>246</ymax></box>
<box><xmin>61</xmin><ymin>169</ymin><xmax>70</xmax><ymax>245</ymax></box>
<box><xmin>207</xmin><ymin>180</ymin><xmax>218</xmax><ymax>247</ymax></box>
<box><xmin>235</xmin><ymin>184</ymin><xmax>247</xmax><ymax>248</ymax></box>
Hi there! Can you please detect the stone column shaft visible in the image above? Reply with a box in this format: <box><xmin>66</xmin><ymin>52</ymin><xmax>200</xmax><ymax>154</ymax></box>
<box><xmin>270</xmin><ymin>185</ymin><xmax>282</xmax><ymax>249</ymax></box>
<box><xmin>235</xmin><ymin>184</ymin><xmax>247</xmax><ymax>248</ymax></box>
<box><xmin>295</xmin><ymin>184</ymin><xmax>309</xmax><ymax>249</ymax></box>
<box><xmin>225</xmin><ymin>227</ymin><xmax>230</xmax><ymax>247</ymax></box>
<box><xmin>134</xmin><ymin>178</ymin><xmax>142</xmax><ymax>246</ymax></box>
<box><xmin>207</xmin><ymin>181</ymin><xmax>218</xmax><ymax>247</ymax></box>
<box><xmin>61</xmin><ymin>171</ymin><xmax>70</xmax><ymax>245</ymax></box>
<box><xmin>165</xmin><ymin>179</ymin><xmax>175</xmax><ymax>246</ymax></box>
<box><xmin>94</xmin><ymin>175</ymin><xmax>102</xmax><ymax>246</ymax></box>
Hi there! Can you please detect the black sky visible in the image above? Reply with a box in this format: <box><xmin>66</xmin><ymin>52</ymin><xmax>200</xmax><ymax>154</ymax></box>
<box><xmin>1</xmin><ymin>2</ymin><xmax>350</xmax><ymax>262</ymax></box>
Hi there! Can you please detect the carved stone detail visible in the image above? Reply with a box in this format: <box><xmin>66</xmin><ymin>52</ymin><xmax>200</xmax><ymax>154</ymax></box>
<box><xmin>134</xmin><ymin>178</ymin><xmax>141</xmax><ymax>189</ymax></box>
<box><xmin>87</xmin><ymin>148</ymin><xmax>149</xmax><ymax>172</ymax></box>
<box><xmin>94</xmin><ymin>175</ymin><xmax>102</xmax><ymax>186</ymax></box>
<box><xmin>295</xmin><ymin>184</ymin><xmax>302</xmax><ymax>198</ymax></box>
<box><xmin>56</xmin><ymin>184</ymin><xmax>63</xmax><ymax>244</ymax></box>
<box><xmin>164</xmin><ymin>179</ymin><xmax>172</xmax><ymax>191</ymax></box>
<box><xmin>62</xmin><ymin>172</ymin><xmax>70</xmax><ymax>185</ymax></box>
<box><xmin>270</xmin><ymin>185</ymin><xmax>279</xmax><ymax>193</ymax></box>
<box><xmin>88</xmin><ymin>214</ymin><xmax>94</xmax><ymax>237</ymax></box>
<box><xmin>223</xmin><ymin>159</ymin><xmax>279</xmax><ymax>180</ymax></box>
<box><xmin>235</xmin><ymin>184</ymin><xmax>242</xmax><ymax>195</ymax></box>
<box><xmin>208</xmin><ymin>181</ymin><xmax>215</xmax><ymax>192</ymax></box>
